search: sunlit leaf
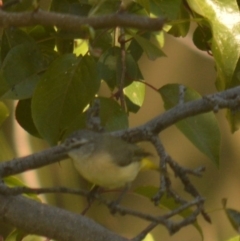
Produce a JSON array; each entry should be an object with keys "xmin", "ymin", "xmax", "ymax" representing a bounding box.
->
[
  {"xmin": 74, "ymin": 39, "xmax": 89, "ymax": 56},
  {"xmin": 224, "ymin": 236, "xmax": 240, "ymax": 241},
  {"xmin": 187, "ymin": 0, "xmax": 240, "ymax": 90},
  {"xmin": 159, "ymin": 84, "xmax": 220, "ymax": 165},
  {"xmin": 153, "ymin": 31, "xmax": 165, "ymax": 48},
  {"xmin": 143, "ymin": 233, "xmax": 155, "ymax": 241},
  {"xmin": 167, "ymin": 3, "xmax": 191, "ymax": 37},
  {"xmin": 124, "ymin": 81, "xmax": 145, "ymax": 113}
]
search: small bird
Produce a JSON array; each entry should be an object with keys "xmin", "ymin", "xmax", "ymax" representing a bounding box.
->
[{"xmin": 66, "ymin": 130, "xmax": 157, "ymax": 189}]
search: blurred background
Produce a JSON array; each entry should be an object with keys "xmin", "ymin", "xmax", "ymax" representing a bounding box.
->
[{"xmin": 1, "ymin": 1, "xmax": 240, "ymax": 241}]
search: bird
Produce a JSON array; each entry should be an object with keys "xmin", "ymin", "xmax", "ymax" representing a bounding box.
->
[{"xmin": 66, "ymin": 130, "xmax": 157, "ymax": 189}]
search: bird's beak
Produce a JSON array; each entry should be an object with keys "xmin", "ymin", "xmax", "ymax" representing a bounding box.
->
[{"xmin": 64, "ymin": 137, "xmax": 91, "ymax": 151}]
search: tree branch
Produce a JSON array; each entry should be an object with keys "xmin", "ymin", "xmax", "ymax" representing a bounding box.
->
[
  {"xmin": 0, "ymin": 9, "xmax": 166, "ymax": 31},
  {"xmin": 125, "ymin": 85, "xmax": 240, "ymax": 140},
  {"xmin": 0, "ymin": 145, "xmax": 68, "ymax": 177},
  {"xmin": 0, "ymin": 194, "xmax": 127, "ymax": 241}
]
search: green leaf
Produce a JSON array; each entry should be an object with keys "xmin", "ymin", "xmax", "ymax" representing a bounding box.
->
[
  {"xmin": 0, "ymin": 130, "xmax": 14, "ymax": 161},
  {"xmin": 32, "ymin": 54, "xmax": 100, "ymax": 145},
  {"xmin": 225, "ymin": 58, "xmax": 240, "ymax": 132},
  {"xmin": 3, "ymin": 0, "xmax": 38, "ymax": 12},
  {"xmin": 6, "ymin": 231, "xmax": 43, "ymax": 241},
  {"xmin": 135, "ymin": 186, "xmax": 204, "ymax": 239},
  {"xmin": 73, "ymin": 39, "xmax": 89, "ymax": 56},
  {"xmin": 0, "ymin": 101, "xmax": 9, "ymax": 126},
  {"xmin": 226, "ymin": 208, "xmax": 240, "ymax": 233},
  {"xmin": 187, "ymin": 0, "xmax": 240, "ymax": 91},
  {"xmin": 50, "ymin": 0, "xmax": 70, "ymax": 13},
  {"xmin": 61, "ymin": 112, "xmax": 87, "ymax": 141},
  {"xmin": 28, "ymin": 25, "xmax": 56, "ymax": 50},
  {"xmin": 98, "ymin": 97, "xmax": 128, "ymax": 131},
  {"xmin": 97, "ymin": 47, "xmax": 139, "ymax": 89},
  {"xmin": 97, "ymin": 47, "xmax": 121, "ymax": 89},
  {"xmin": 5, "ymin": 229, "xmax": 28, "ymax": 241},
  {"xmin": 125, "ymin": 96, "xmax": 140, "ymax": 113},
  {"xmin": 128, "ymin": 37, "xmax": 145, "ymax": 61},
  {"xmin": 136, "ymin": 0, "xmax": 150, "ymax": 13},
  {"xmin": 4, "ymin": 176, "xmax": 41, "ymax": 202},
  {"xmin": 132, "ymin": 34, "xmax": 166, "ymax": 60},
  {"xmin": 124, "ymin": 81, "xmax": 146, "ymax": 113},
  {"xmin": 226, "ymin": 109, "xmax": 240, "ymax": 133},
  {"xmin": 0, "ymin": 43, "xmax": 56, "ymax": 100},
  {"xmin": 150, "ymin": 0, "xmax": 182, "ymax": 20},
  {"xmin": 124, "ymin": 52, "xmax": 140, "ymax": 86},
  {"xmin": 56, "ymin": 33, "xmax": 74, "ymax": 54},
  {"xmin": 16, "ymin": 99, "xmax": 40, "ymax": 138},
  {"xmin": 1, "ymin": 28, "xmax": 34, "ymax": 62},
  {"xmin": 127, "ymin": 2, "xmax": 149, "ymax": 16},
  {"xmin": 167, "ymin": 3, "xmax": 191, "ymax": 37},
  {"xmin": 159, "ymin": 84, "xmax": 220, "ymax": 165},
  {"xmin": 90, "ymin": 30, "xmax": 112, "ymax": 52},
  {"xmin": 224, "ymin": 236, "xmax": 240, "ymax": 241},
  {"xmin": 68, "ymin": 2, "xmax": 92, "ymax": 16},
  {"xmin": 192, "ymin": 24, "xmax": 212, "ymax": 51},
  {"xmin": 89, "ymin": 0, "xmax": 120, "ymax": 16}
]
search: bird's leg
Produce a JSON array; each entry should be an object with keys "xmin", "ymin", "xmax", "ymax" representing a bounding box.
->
[
  {"xmin": 81, "ymin": 185, "xmax": 100, "ymax": 215},
  {"xmin": 109, "ymin": 183, "xmax": 131, "ymax": 214},
  {"xmin": 87, "ymin": 185, "xmax": 100, "ymax": 202}
]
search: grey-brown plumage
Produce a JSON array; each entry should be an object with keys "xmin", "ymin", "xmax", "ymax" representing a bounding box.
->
[{"xmin": 67, "ymin": 130, "xmax": 152, "ymax": 189}]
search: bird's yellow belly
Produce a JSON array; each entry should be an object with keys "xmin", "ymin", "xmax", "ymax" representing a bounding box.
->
[{"xmin": 70, "ymin": 151, "xmax": 141, "ymax": 189}]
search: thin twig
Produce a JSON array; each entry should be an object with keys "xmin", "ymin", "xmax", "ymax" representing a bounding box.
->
[
  {"xmin": 0, "ymin": 184, "xmax": 88, "ymax": 196},
  {"xmin": 149, "ymin": 135, "xmax": 170, "ymax": 204},
  {"xmin": 118, "ymin": 29, "xmax": 126, "ymax": 111}
]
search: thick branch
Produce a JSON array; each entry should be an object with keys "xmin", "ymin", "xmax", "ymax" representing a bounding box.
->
[
  {"xmin": 0, "ymin": 9, "xmax": 165, "ymax": 31},
  {"xmin": 0, "ymin": 194, "xmax": 127, "ymax": 241}
]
